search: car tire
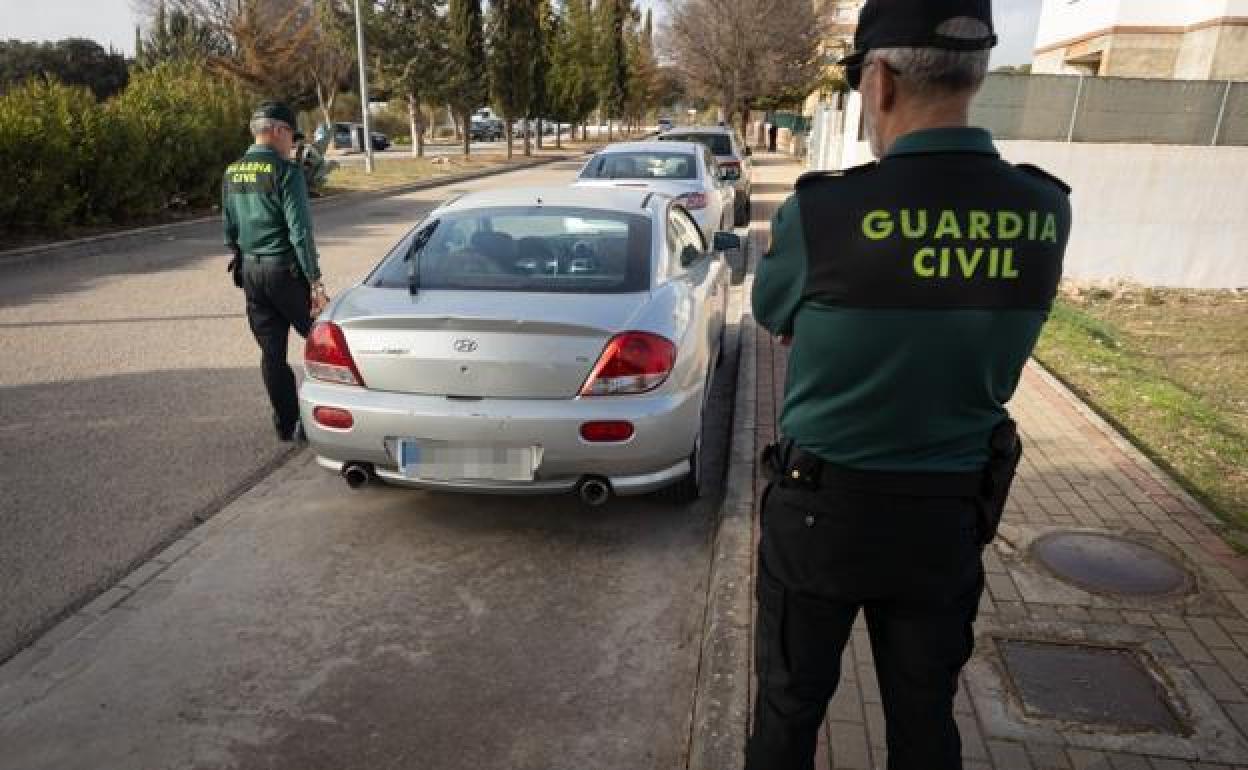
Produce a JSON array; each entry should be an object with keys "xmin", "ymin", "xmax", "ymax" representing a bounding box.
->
[{"xmin": 659, "ymin": 435, "xmax": 702, "ymax": 505}]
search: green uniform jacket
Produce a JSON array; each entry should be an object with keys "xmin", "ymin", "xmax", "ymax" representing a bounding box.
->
[
  {"xmin": 222, "ymin": 144, "xmax": 322, "ymax": 282},
  {"xmin": 753, "ymin": 127, "xmax": 1072, "ymax": 473}
]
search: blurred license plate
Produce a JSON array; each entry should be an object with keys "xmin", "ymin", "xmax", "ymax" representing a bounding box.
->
[{"xmin": 395, "ymin": 441, "xmax": 538, "ymax": 482}]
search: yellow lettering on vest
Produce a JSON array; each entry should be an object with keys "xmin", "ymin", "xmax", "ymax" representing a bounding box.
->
[
  {"xmin": 933, "ymin": 210, "xmax": 962, "ymax": 240},
  {"xmin": 957, "ymin": 247, "xmax": 985, "ymax": 278},
  {"xmin": 998, "ymin": 211, "xmax": 1023, "ymax": 240},
  {"xmin": 939, "ymin": 247, "xmax": 951, "ymax": 277},
  {"xmin": 913, "ymin": 247, "xmax": 936, "ymax": 278},
  {"xmin": 863, "ymin": 210, "xmax": 894, "ymax": 240},
  {"xmin": 1040, "ymin": 213, "xmax": 1058, "ymax": 244},
  {"xmin": 1002, "ymin": 248, "xmax": 1020, "ymax": 278},
  {"xmin": 968, "ymin": 210, "xmax": 991, "ymax": 240},
  {"xmin": 1028, "ymin": 211, "xmax": 1040, "ymax": 241},
  {"xmin": 988, "ymin": 247, "xmax": 1000, "ymax": 277},
  {"xmin": 900, "ymin": 209, "xmax": 927, "ymax": 239}
]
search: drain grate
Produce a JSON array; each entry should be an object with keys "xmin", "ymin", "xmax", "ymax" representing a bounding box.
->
[
  {"xmin": 1031, "ymin": 531, "xmax": 1192, "ymax": 597},
  {"xmin": 997, "ymin": 639, "xmax": 1183, "ymax": 733}
]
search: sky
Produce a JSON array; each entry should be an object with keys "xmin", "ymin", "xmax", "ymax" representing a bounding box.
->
[{"xmin": 1, "ymin": 0, "xmax": 1042, "ymax": 66}]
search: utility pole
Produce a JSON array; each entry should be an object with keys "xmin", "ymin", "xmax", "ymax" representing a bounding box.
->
[{"xmin": 352, "ymin": 0, "xmax": 375, "ymax": 173}]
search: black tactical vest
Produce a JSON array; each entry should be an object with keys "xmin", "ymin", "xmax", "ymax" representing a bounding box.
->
[{"xmin": 794, "ymin": 154, "xmax": 1072, "ymax": 312}]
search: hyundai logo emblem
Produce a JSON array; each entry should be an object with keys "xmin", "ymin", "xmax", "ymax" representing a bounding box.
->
[{"xmin": 453, "ymin": 338, "xmax": 479, "ymax": 353}]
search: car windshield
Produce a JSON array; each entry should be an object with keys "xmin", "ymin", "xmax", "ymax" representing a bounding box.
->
[
  {"xmin": 580, "ymin": 151, "xmax": 698, "ymax": 180},
  {"xmin": 369, "ymin": 206, "xmax": 652, "ymax": 294},
  {"xmin": 662, "ymin": 132, "xmax": 732, "ymax": 155}
]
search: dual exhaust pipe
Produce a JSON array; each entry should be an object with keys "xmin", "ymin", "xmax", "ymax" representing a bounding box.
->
[{"xmin": 340, "ymin": 462, "xmax": 613, "ymax": 507}]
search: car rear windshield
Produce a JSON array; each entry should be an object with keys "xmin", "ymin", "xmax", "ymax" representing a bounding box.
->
[
  {"xmin": 369, "ymin": 207, "xmax": 652, "ymax": 294},
  {"xmin": 662, "ymin": 132, "xmax": 732, "ymax": 155},
  {"xmin": 580, "ymin": 151, "xmax": 698, "ymax": 180}
]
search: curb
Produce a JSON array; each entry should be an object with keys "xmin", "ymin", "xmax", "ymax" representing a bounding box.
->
[
  {"xmin": 0, "ymin": 154, "xmax": 577, "ymax": 269},
  {"xmin": 687, "ymin": 234, "xmax": 759, "ymax": 770}
]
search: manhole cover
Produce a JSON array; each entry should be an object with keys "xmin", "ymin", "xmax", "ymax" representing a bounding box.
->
[
  {"xmin": 1031, "ymin": 531, "xmax": 1192, "ymax": 597},
  {"xmin": 997, "ymin": 639, "xmax": 1183, "ymax": 733}
]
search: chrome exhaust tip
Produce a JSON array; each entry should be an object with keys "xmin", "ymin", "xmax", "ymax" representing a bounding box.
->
[
  {"xmin": 576, "ymin": 477, "xmax": 612, "ymax": 507},
  {"xmin": 342, "ymin": 463, "xmax": 375, "ymax": 490}
]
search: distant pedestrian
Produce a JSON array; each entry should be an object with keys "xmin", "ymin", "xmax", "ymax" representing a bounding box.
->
[
  {"xmin": 747, "ymin": 1, "xmax": 1072, "ymax": 769},
  {"xmin": 224, "ymin": 101, "xmax": 330, "ymax": 442}
]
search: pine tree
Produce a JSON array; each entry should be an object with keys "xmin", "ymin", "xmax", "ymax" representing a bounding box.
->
[
  {"xmin": 446, "ymin": 0, "xmax": 487, "ymax": 156},
  {"xmin": 369, "ymin": 0, "xmax": 448, "ymax": 158},
  {"xmin": 595, "ymin": 0, "xmax": 630, "ymax": 140},
  {"xmin": 487, "ymin": 0, "xmax": 538, "ymax": 160}
]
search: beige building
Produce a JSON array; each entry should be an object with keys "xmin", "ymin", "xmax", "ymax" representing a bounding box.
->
[
  {"xmin": 1033, "ymin": 0, "xmax": 1248, "ymax": 80},
  {"xmin": 804, "ymin": 0, "xmax": 865, "ymax": 114}
]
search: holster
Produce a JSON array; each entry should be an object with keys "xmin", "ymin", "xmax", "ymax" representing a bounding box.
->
[
  {"xmin": 227, "ymin": 247, "xmax": 244, "ymax": 289},
  {"xmin": 977, "ymin": 418, "xmax": 1022, "ymax": 546}
]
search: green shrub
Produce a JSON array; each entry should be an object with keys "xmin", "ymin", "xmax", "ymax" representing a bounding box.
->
[{"xmin": 0, "ymin": 61, "xmax": 252, "ymax": 235}]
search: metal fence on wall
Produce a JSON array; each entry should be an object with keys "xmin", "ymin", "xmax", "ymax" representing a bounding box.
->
[{"xmin": 971, "ymin": 73, "xmax": 1248, "ymax": 146}]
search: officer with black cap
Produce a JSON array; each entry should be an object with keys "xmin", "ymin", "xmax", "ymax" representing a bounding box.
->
[
  {"xmin": 224, "ymin": 101, "xmax": 329, "ymax": 442},
  {"xmin": 747, "ymin": 1, "xmax": 1072, "ymax": 768}
]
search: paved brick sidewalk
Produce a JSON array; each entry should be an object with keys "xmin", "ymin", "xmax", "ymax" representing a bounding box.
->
[{"xmin": 746, "ymin": 156, "xmax": 1248, "ymax": 770}]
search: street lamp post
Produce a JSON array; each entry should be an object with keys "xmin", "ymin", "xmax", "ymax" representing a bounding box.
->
[{"xmin": 352, "ymin": 0, "xmax": 375, "ymax": 173}]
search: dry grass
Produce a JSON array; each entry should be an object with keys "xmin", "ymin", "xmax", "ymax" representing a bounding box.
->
[{"xmin": 1034, "ymin": 285, "xmax": 1248, "ymax": 531}]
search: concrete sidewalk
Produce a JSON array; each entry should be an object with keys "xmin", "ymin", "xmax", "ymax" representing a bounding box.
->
[{"xmin": 747, "ymin": 157, "xmax": 1248, "ymax": 769}]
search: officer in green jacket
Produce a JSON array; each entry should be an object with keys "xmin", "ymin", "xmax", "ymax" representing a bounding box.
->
[
  {"xmin": 224, "ymin": 102, "xmax": 328, "ymax": 442},
  {"xmin": 747, "ymin": 1, "xmax": 1071, "ymax": 769}
]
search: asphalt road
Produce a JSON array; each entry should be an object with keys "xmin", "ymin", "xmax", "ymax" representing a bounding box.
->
[
  {"xmin": 0, "ymin": 153, "xmax": 753, "ymax": 768},
  {"xmin": 0, "ymin": 159, "xmax": 594, "ymax": 662}
]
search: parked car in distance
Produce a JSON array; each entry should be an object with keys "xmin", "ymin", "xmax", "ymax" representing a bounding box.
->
[
  {"xmin": 658, "ymin": 126, "xmax": 753, "ymax": 226},
  {"xmin": 657, "ymin": 118, "xmax": 674, "ymax": 133},
  {"xmin": 573, "ymin": 141, "xmax": 735, "ymax": 240},
  {"xmin": 469, "ymin": 119, "xmax": 503, "ymax": 141},
  {"xmin": 370, "ymin": 131, "xmax": 390, "ymax": 151},
  {"xmin": 300, "ymin": 186, "xmax": 739, "ymax": 505}
]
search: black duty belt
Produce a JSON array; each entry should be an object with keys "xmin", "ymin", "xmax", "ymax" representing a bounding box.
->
[
  {"xmin": 761, "ymin": 440, "xmax": 983, "ymax": 498},
  {"xmin": 244, "ymin": 253, "xmax": 295, "ymax": 264}
]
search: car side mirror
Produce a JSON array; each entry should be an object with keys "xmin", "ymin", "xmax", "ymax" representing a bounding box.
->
[
  {"xmin": 713, "ymin": 231, "xmax": 742, "ymax": 253},
  {"xmin": 680, "ymin": 244, "xmax": 703, "ymax": 268}
]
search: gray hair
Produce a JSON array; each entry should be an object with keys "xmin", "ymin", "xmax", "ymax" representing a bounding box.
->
[
  {"xmin": 868, "ymin": 17, "xmax": 991, "ymax": 95},
  {"xmin": 250, "ymin": 116, "xmax": 283, "ymax": 136}
]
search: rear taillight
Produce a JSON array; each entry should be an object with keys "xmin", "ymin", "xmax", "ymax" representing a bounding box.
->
[
  {"xmin": 580, "ymin": 421, "xmax": 635, "ymax": 442},
  {"xmin": 580, "ymin": 332, "xmax": 676, "ymax": 396},
  {"xmin": 305, "ymin": 322, "xmax": 365, "ymax": 387},
  {"xmin": 676, "ymin": 192, "xmax": 708, "ymax": 210},
  {"xmin": 313, "ymin": 406, "xmax": 355, "ymax": 430}
]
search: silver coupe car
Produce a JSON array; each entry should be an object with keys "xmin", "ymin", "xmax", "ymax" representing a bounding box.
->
[{"xmin": 299, "ymin": 186, "xmax": 739, "ymax": 505}]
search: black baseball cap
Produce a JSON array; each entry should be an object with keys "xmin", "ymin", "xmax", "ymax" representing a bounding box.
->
[
  {"xmin": 840, "ymin": 0, "xmax": 998, "ymax": 90},
  {"xmin": 252, "ymin": 101, "xmax": 304, "ymax": 140}
]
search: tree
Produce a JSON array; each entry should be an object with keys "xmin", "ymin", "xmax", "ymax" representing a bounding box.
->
[
  {"xmin": 595, "ymin": 0, "xmax": 630, "ymax": 140},
  {"xmin": 488, "ymin": 0, "xmax": 538, "ymax": 160},
  {"xmin": 308, "ymin": 0, "xmax": 356, "ymax": 129},
  {"xmin": 624, "ymin": 7, "xmax": 657, "ymax": 131},
  {"xmin": 139, "ymin": 0, "xmax": 227, "ymax": 66},
  {"xmin": 0, "ymin": 39, "xmax": 129, "ymax": 100},
  {"xmin": 159, "ymin": 0, "xmax": 321, "ymax": 110},
  {"xmin": 528, "ymin": 0, "xmax": 554, "ymax": 152},
  {"xmin": 446, "ymin": 0, "xmax": 488, "ymax": 156},
  {"xmin": 369, "ymin": 0, "xmax": 447, "ymax": 157},
  {"xmin": 663, "ymin": 0, "xmax": 825, "ymax": 134}
]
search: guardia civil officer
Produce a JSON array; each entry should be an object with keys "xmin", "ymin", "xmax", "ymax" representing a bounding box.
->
[
  {"xmin": 747, "ymin": 1, "xmax": 1071, "ymax": 768},
  {"xmin": 224, "ymin": 102, "xmax": 328, "ymax": 442}
]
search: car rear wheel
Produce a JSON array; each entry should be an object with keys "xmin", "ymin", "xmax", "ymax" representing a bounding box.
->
[{"xmin": 659, "ymin": 434, "xmax": 702, "ymax": 505}]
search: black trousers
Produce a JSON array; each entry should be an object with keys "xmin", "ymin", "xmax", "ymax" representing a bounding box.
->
[
  {"xmin": 242, "ymin": 261, "xmax": 312, "ymax": 435},
  {"xmin": 746, "ymin": 483, "xmax": 985, "ymax": 770}
]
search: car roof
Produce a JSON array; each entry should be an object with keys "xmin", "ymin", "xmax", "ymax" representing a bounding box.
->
[
  {"xmin": 594, "ymin": 140, "xmax": 705, "ymax": 154},
  {"xmin": 437, "ymin": 186, "xmax": 663, "ymax": 215}
]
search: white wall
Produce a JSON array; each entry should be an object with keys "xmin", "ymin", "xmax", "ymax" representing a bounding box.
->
[
  {"xmin": 833, "ymin": 139, "xmax": 1248, "ymax": 289},
  {"xmin": 1034, "ymin": 0, "xmax": 1248, "ymax": 49}
]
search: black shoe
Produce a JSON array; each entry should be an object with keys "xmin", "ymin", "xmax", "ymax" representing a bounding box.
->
[{"xmin": 277, "ymin": 420, "xmax": 306, "ymax": 443}]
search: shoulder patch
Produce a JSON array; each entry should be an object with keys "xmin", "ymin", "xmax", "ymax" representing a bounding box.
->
[
  {"xmin": 796, "ymin": 161, "xmax": 877, "ymax": 189},
  {"xmin": 1016, "ymin": 163, "xmax": 1071, "ymax": 195}
]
